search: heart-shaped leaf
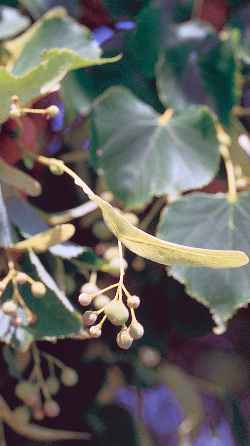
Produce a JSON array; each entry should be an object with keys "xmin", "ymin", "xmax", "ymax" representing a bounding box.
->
[
  {"xmin": 0, "ymin": 9, "xmax": 119, "ymax": 125},
  {"xmin": 91, "ymin": 86, "xmax": 220, "ymax": 208},
  {"xmin": 157, "ymin": 192, "xmax": 250, "ymax": 330},
  {"xmin": 156, "ymin": 20, "xmax": 238, "ymax": 124}
]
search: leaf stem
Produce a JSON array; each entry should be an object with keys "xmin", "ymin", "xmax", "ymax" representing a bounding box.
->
[
  {"xmin": 220, "ymin": 144, "xmax": 237, "ymax": 203},
  {"xmin": 140, "ymin": 197, "xmax": 166, "ymax": 231}
]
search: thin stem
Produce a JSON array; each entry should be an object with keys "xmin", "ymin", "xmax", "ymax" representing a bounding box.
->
[
  {"xmin": 32, "ymin": 344, "xmax": 50, "ymax": 401},
  {"xmin": 220, "ymin": 145, "xmax": 237, "ymax": 203},
  {"xmin": 233, "ymin": 105, "xmax": 250, "ymax": 117},
  {"xmin": 89, "ymin": 271, "xmax": 97, "ymax": 285},
  {"xmin": 41, "ymin": 352, "xmax": 66, "ymax": 371},
  {"xmin": 89, "ymin": 282, "xmax": 119, "ymax": 298}
]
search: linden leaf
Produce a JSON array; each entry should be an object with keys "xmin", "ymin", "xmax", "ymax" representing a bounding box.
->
[
  {"xmin": 0, "ymin": 9, "xmax": 119, "ymax": 125},
  {"xmin": 92, "ymin": 194, "xmax": 248, "ymax": 269},
  {"xmin": 12, "ymin": 224, "xmax": 75, "ymax": 252},
  {"xmin": 156, "ymin": 20, "xmax": 239, "ymax": 125},
  {"xmin": 91, "ymin": 86, "xmax": 220, "ymax": 208},
  {"xmin": 0, "ymin": 158, "xmax": 41, "ymax": 197},
  {"xmin": 0, "ymin": 6, "xmax": 30, "ymax": 40},
  {"xmin": 157, "ymin": 192, "xmax": 250, "ymax": 328}
]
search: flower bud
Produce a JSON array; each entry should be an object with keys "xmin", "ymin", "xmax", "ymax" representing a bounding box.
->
[
  {"xmin": 82, "ymin": 311, "xmax": 97, "ymax": 326},
  {"xmin": 15, "ymin": 381, "xmax": 38, "ymax": 403},
  {"xmin": 89, "ymin": 325, "xmax": 102, "ymax": 338},
  {"xmin": 33, "ymin": 407, "xmax": 45, "ymax": 421},
  {"xmin": 78, "ymin": 292, "xmax": 93, "ymax": 306},
  {"xmin": 104, "ymin": 300, "xmax": 129, "ymax": 326},
  {"xmin": 127, "ymin": 295, "xmax": 140, "ymax": 309},
  {"xmin": 61, "ymin": 368, "xmax": 78, "ymax": 387},
  {"xmin": 46, "ymin": 377, "xmax": 60, "ymax": 395},
  {"xmin": 93, "ymin": 221, "xmax": 113, "ymax": 241},
  {"xmin": 129, "ymin": 321, "xmax": 144, "ymax": 340},
  {"xmin": 107, "ymin": 257, "xmax": 128, "ymax": 277},
  {"xmin": 46, "ymin": 105, "xmax": 60, "ymax": 118},
  {"xmin": 104, "ymin": 246, "xmax": 119, "ymax": 261},
  {"xmin": 2, "ymin": 300, "xmax": 18, "ymax": 315},
  {"xmin": 93, "ymin": 294, "xmax": 110, "ymax": 310},
  {"xmin": 44, "ymin": 400, "xmax": 60, "ymax": 418},
  {"xmin": 116, "ymin": 329, "xmax": 133, "ymax": 350},
  {"xmin": 80, "ymin": 282, "xmax": 99, "ymax": 295},
  {"xmin": 15, "ymin": 272, "xmax": 29, "ymax": 284},
  {"xmin": 31, "ymin": 281, "xmax": 46, "ymax": 297}
]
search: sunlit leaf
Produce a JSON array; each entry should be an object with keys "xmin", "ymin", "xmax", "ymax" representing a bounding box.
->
[
  {"xmin": 13, "ymin": 224, "xmax": 75, "ymax": 252},
  {"xmin": 92, "ymin": 193, "xmax": 248, "ymax": 269},
  {"xmin": 91, "ymin": 86, "xmax": 220, "ymax": 207},
  {"xmin": 0, "ymin": 159, "xmax": 41, "ymax": 197},
  {"xmin": 157, "ymin": 192, "xmax": 250, "ymax": 328}
]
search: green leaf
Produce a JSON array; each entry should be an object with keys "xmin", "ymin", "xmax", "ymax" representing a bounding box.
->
[
  {"xmin": 91, "ymin": 86, "xmax": 220, "ymax": 208},
  {"xmin": 0, "ymin": 6, "xmax": 30, "ymax": 40},
  {"xmin": 18, "ymin": 251, "xmax": 82, "ymax": 339},
  {"xmin": 156, "ymin": 21, "xmax": 239, "ymax": 124},
  {"xmin": 0, "ymin": 10, "xmax": 119, "ymax": 125},
  {"xmin": 157, "ymin": 192, "xmax": 250, "ymax": 330},
  {"xmin": 11, "ymin": 11, "xmax": 101, "ymax": 75},
  {"xmin": 125, "ymin": 3, "xmax": 162, "ymax": 79}
]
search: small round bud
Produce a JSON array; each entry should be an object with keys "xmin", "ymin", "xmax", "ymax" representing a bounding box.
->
[
  {"xmin": 15, "ymin": 272, "xmax": 29, "ymax": 284},
  {"xmin": 127, "ymin": 295, "xmax": 140, "ymax": 309},
  {"xmin": 129, "ymin": 321, "xmax": 144, "ymax": 340},
  {"xmin": 116, "ymin": 329, "xmax": 133, "ymax": 350},
  {"xmin": 61, "ymin": 368, "xmax": 78, "ymax": 387},
  {"xmin": 44, "ymin": 400, "xmax": 60, "ymax": 418},
  {"xmin": 100, "ymin": 191, "xmax": 113, "ymax": 202},
  {"xmin": 33, "ymin": 408, "xmax": 45, "ymax": 421},
  {"xmin": 104, "ymin": 246, "xmax": 119, "ymax": 261},
  {"xmin": 49, "ymin": 163, "xmax": 64, "ymax": 175},
  {"xmin": 80, "ymin": 282, "xmax": 99, "ymax": 295},
  {"xmin": 31, "ymin": 281, "xmax": 46, "ymax": 297},
  {"xmin": 93, "ymin": 294, "xmax": 111, "ymax": 310},
  {"xmin": 2, "ymin": 300, "xmax": 18, "ymax": 315},
  {"xmin": 46, "ymin": 105, "xmax": 60, "ymax": 118},
  {"xmin": 139, "ymin": 346, "xmax": 161, "ymax": 368},
  {"xmin": 123, "ymin": 212, "xmax": 139, "ymax": 226},
  {"xmin": 107, "ymin": 257, "xmax": 128, "ymax": 277},
  {"xmin": 93, "ymin": 221, "xmax": 113, "ymax": 241},
  {"xmin": 10, "ymin": 106, "xmax": 22, "ymax": 118},
  {"xmin": 82, "ymin": 311, "xmax": 97, "ymax": 326},
  {"xmin": 89, "ymin": 325, "xmax": 102, "ymax": 338},
  {"xmin": 78, "ymin": 292, "xmax": 93, "ymax": 307},
  {"xmin": 132, "ymin": 257, "xmax": 146, "ymax": 272},
  {"xmin": 104, "ymin": 300, "xmax": 129, "ymax": 326},
  {"xmin": 46, "ymin": 377, "xmax": 60, "ymax": 395},
  {"xmin": 15, "ymin": 381, "xmax": 39, "ymax": 406},
  {"xmin": 13, "ymin": 405, "xmax": 31, "ymax": 424}
]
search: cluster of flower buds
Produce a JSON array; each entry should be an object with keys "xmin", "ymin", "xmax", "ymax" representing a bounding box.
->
[
  {"xmin": 0, "ymin": 268, "xmax": 47, "ymax": 329},
  {"xmin": 78, "ymin": 244, "xmax": 144, "ymax": 349},
  {"xmin": 13, "ymin": 349, "xmax": 78, "ymax": 423}
]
